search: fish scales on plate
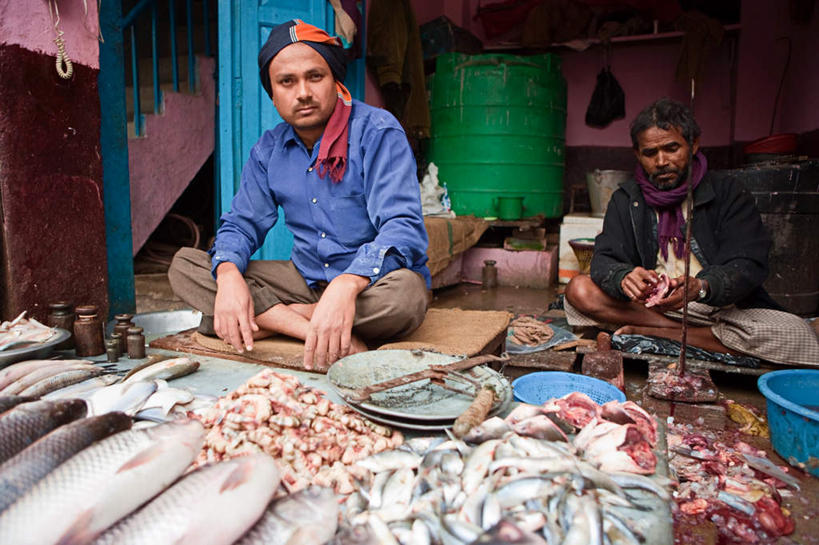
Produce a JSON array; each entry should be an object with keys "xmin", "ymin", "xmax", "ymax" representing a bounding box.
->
[
  {"xmin": 94, "ymin": 453, "xmax": 280, "ymax": 545},
  {"xmin": 668, "ymin": 420, "xmax": 797, "ymax": 544},
  {"xmin": 0, "ymin": 398, "xmax": 87, "ymax": 464},
  {"xmin": 0, "ymin": 419, "xmax": 205, "ymax": 545},
  {"xmin": 0, "ymin": 411, "xmax": 131, "ymax": 513},
  {"xmin": 340, "ymin": 394, "xmax": 668, "ymax": 544},
  {"xmin": 192, "ymin": 369, "xmax": 404, "ymax": 494}
]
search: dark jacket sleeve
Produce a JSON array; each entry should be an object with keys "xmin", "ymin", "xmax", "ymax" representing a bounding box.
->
[
  {"xmin": 695, "ymin": 178, "xmax": 771, "ymax": 307},
  {"xmin": 590, "ymin": 189, "xmax": 641, "ymax": 301}
]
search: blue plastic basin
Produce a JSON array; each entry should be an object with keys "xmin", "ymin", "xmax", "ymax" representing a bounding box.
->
[
  {"xmin": 757, "ymin": 369, "xmax": 819, "ymax": 477},
  {"xmin": 512, "ymin": 371, "xmax": 626, "ymax": 406}
]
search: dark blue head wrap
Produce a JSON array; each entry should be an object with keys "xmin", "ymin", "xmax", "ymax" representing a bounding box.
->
[{"xmin": 258, "ymin": 19, "xmax": 348, "ymax": 99}]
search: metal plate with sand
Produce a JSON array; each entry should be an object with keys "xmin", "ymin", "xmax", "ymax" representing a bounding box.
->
[{"xmin": 327, "ymin": 350, "xmax": 511, "ymax": 421}]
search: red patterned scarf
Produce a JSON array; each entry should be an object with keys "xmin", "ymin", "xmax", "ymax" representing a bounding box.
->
[{"xmin": 259, "ymin": 20, "xmax": 352, "ymax": 182}]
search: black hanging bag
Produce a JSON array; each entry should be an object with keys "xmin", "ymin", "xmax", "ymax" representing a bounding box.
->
[{"xmin": 585, "ymin": 66, "xmax": 625, "ymax": 128}]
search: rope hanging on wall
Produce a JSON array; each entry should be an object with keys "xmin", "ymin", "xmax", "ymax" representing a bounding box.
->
[{"xmin": 48, "ymin": 0, "xmax": 74, "ymax": 79}]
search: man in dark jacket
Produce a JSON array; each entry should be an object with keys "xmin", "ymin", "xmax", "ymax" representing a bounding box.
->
[{"xmin": 565, "ymin": 98, "xmax": 818, "ymax": 365}]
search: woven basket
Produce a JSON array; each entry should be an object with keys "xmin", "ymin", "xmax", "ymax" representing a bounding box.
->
[{"xmin": 568, "ymin": 238, "xmax": 595, "ymax": 274}]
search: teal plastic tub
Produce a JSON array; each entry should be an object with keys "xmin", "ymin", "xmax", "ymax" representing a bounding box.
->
[
  {"xmin": 757, "ymin": 369, "xmax": 819, "ymax": 477},
  {"xmin": 512, "ymin": 371, "xmax": 626, "ymax": 405}
]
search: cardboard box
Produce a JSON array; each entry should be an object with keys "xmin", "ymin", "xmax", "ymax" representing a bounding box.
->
[{"xmin": 559, "ymin": 214, "xmax": 604, "ymax": 284}]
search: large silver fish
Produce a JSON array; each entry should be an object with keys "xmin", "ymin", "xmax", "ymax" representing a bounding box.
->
[
  {"xmin": 0, "ymin": 419, "xmax": 205, "ymax": 545},
  {"xmin": 0, "ymin": 399, "xmax": 86, "ymax": 464},
  {"xmin": 95, "ymin": 453, "xmax": 280, "ymax": 545},
  {"xmin": 19, "ymin": 368, "xmax": 107, "ymax": 398},
  {"xmin": 0, "ymin": 359, "xmax": 93, "ymax": 391},
  {"xmin": 121, "ymin": 357, "xmax": 200, "ymax": 384},
  {"xmin": 237, "ymin": 484, "xmax": 339, "ymax": 545},
  {"xmin": 42, "ymin": 375, "xmax": 121, "ymax": 400},
  {"xmin": 0, "ymin": 361, "xmax": 99, "ymax": 395},
  {"xmin": 0, "ymin": 412, "xmax": 132, "ymax": 513}
]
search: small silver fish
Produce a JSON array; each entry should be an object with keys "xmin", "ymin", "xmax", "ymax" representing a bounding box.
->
[
  {"xmin": 356, "ymin": 450, "xmax": 421, "ymax": 474},
  {"xmin": 471, "ymin": 519, "xmax": 548, "ymax": 545},
  {"xmin": 463, "ymin": 416, "xmax": 512, "ymax": 443}
]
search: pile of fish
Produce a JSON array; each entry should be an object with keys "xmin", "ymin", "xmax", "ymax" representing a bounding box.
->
[
  {"xmin": 192, "ymin": 369, "xmax": 404, "ymax": 493},
  {"xmin": 668, "ymin": 421, "xmax": 797, "ymax": 544},
  {"xmin": 0, "ymin": 396, "xmax": 339, "ymax": 545},
  {"xmin": 0, "ymin": 312, "xmax": 58, "ymax": 351},
  {"xmin": 335, "ymin": 394, "xmax": 669, "ymax": 545}
]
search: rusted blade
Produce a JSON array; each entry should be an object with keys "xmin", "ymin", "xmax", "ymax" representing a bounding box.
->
[{"xmin": 339, "ymin": 354, "xmax": 505, "ymax": 404}]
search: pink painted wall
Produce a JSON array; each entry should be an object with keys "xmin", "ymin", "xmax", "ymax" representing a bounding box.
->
[
  {"xmin": 736, "ymin": 0, "xmax": 819, "ymax": 140},
  {"xmin": 367, "ymin": 0, "xmax": 819, "ymax": 147},
  {"xmin": 0, "ymin": 0, "xmax": 100, "ymax": 68},
  {"xmin": 129, "ymin": 56, "xmax": 216, "ymax": 254}
]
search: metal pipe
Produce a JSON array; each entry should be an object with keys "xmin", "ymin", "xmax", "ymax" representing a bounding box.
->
[
  {"xmin": 121, "ymin": 0, "xmax": 154, "ymax": 28},
  {"xmin": 169, "ymin": 0, "xmax": 179, "ymax": 92},
  {"xmin": 186, "ymin": 0, "xmax": 195, "ymax": 91},
  {"xmin": 203, "ymin": 0, "xmax": 211, "ymax": 57},
  {"xmin": 151, "ymin": 1, "xmax": 161, "ymax": 114},
  {"xmin": 130, "ymin": 26, "xmax": 142, "ymax": 136}
]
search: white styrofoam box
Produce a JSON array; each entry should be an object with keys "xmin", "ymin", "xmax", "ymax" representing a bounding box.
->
[{"xmin": 559, "ymin": 214, "xmax": 604, "ymax": 284}]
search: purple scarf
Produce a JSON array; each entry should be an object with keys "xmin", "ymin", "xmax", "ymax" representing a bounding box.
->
[{"xmin": 634, "ymin": 152, "xmax": 707, "ymax": 260}]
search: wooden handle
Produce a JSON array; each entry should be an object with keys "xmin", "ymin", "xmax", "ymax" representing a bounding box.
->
[{"xmin": 452, "ymin": 387, "xmax": 496, "ymax": 438}]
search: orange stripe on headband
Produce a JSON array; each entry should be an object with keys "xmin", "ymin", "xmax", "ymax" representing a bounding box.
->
[{"xmin": 291, "ymin": 20, "xmax": 343, "ymax": 47}]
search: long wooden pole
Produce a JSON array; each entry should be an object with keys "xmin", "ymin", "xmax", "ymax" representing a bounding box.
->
[{"xmin": 678, "ymin": 78, "xmax": 696, "ymax": 376}]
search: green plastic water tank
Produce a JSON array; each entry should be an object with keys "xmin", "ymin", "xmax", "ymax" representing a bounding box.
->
[{"xmin": 428, "ymin": 53, "xmax": 567, "ymax": 218}]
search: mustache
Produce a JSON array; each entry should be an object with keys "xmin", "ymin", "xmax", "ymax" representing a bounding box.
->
[
  {"xmin": 293, "ymin": 101, "xmax": 318, "ymax": 113},
  {"xmin": 649, "ymin": 167, "xmax": 680, "ymax": 182}
]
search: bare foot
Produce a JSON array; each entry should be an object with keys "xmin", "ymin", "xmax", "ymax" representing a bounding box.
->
[
  {"xmin": 251, "ymin": 329, "xmax": 276, "ymax": 341},
  {"xmin": 349, "ymin": 333, "xmax": 369, "ymax": 355},
  {"xmin": 614, "ymin": 325, "xmax": 635, "ymax": 336}
]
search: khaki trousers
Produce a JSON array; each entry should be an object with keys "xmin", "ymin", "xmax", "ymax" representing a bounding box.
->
[{"xmin": 168, "ymin": 248, "xmax": 429, "ymax": 341}]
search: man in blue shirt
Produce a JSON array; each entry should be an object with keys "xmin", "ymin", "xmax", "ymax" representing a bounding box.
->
[{"xmin": 169, "ymin": 20, "xmax": 430, "ymax": 371}]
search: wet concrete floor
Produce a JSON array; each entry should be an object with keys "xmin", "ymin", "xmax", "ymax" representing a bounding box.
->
[{"xmin": 136, "ymin": 274, "xmax": 819, "ymax": 544}]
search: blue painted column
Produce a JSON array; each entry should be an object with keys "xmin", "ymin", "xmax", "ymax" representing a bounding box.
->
[{"xmin": 99, "ymin": 0, "xmax": 136, "ymax": 317}]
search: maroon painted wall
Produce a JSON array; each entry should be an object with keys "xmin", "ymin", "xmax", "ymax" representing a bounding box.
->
[{"xmin": 0, "ymin": 44, "xmax": 108, "ymax": 321}]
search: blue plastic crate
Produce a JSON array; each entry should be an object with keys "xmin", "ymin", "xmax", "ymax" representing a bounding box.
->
[
  {"xmin": 512, "ymin": 371, "xmax": 626, "ymax": 405},
  {"xmin": 758, "ymin": 369, "xmax": 819, "ymax": 477}
]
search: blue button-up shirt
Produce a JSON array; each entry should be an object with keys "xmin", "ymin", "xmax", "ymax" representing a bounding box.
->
[{"xmin": 210, "ymin": 100, "xmax": 431, "ymax": 288}]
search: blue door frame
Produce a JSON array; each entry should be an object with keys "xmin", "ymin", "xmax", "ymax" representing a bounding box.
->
[
  {"xmin": 217, "ymin": 1, "xmax": 366, "ymax": 261},
  {"xmin": 99, "ymin": 0, "xmax": 136, "ymax": 317}
]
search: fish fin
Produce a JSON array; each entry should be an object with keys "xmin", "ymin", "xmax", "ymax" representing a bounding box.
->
[
  {"xmin": 55, "ymin": 509, "xmax": 96, "ymax": 545},
  {"xmin": 117, "ymin": 443, "xmax": 165, "ymax": 473},
  {"xmin": 220, "ymin": 459, "xmax": 254, "ymax": 493}
]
